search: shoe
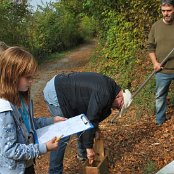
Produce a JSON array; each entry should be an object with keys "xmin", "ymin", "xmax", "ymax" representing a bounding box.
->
[
  {"xmin": 165, "ymin": 116, "xmax": 171, "ymax": 121},
  {"xmin": 156, "ymin": 116, "xmax": 171, "ymax": 126},
  {"xmin": 156, "ymin": 123, "xmax": 162, "ymax": 127},
  {"xmin": 76, "ymin": 153, "xmax": 87, "ymax": 161}
]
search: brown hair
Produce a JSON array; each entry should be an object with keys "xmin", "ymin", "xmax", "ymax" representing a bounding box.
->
[
  {"xmin": 0, "ymin": 46, "xmax": 37, "ymax": 106},
  {"xmin": 161, "ymin": 0, "xmax": 174, "ymax": 6},
  {"xmin": 0, "ymin": 41, "xmax": 9, "ymax": 53}
]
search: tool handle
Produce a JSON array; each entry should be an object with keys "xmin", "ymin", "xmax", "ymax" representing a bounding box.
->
[
  {"xmin": 132, "ymin": 70, "xmax": 155, "ymax": 98},
  {"xmin": 110, "ymin": 111, "xmax": 119, "ymax": 123},
  {"xmin": 132, "ymin": 48, "xmax": 174, "ymax": 98}
]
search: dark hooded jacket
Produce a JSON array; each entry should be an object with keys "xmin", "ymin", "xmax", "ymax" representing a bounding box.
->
[{"xmin": 55, "ymin": 72, "xmax": 121, "ymax": 148}]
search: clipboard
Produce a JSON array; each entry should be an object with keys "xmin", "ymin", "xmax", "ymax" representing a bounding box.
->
[
  {"xmin": 156, "ymin": 160, "xmax": 174, "ymax": 174},
  {"xmin": 36, "ymin": 114, "xmax": 94, "ymax": 144}
]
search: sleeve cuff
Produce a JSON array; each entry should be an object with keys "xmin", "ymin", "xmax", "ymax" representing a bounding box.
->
[
  {"xmin": 46, "ymin": 117, "xmax": 54, "ymax": 125},
  {"xmin": 38, "ymin": 143, "xmax": 47, "ymax": 154}
]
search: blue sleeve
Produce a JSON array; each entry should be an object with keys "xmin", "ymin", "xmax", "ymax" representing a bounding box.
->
[
  {"xmin": 33, "ymin": 117, "xmax": 54, "ymax": 129},
  {"xmin": 0, "ymin": 111, "xmax": 47, "ymax": 161}
]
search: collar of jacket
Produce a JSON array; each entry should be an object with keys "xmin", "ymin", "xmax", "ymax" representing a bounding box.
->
[{"xmin": 0, "ymin": 98, "xmax": 12, "ymax": 112}]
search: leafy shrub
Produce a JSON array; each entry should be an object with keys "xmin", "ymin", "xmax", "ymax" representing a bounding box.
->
[
  {"xmin": 84, "ymin": 0, "xmax": 161, "ymax": 116},
  {"xmin": 0, "ymin": 0, "xmax": 31, "ymax": 47}
]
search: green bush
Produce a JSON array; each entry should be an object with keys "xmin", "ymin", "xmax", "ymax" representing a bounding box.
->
[
  {"xmin": 0, "ymin": 0, "xmax": 31, "ymax": 47},
  {"xmin": 83, "ymin": 0, "xmax": 161, "ymax": 116},
  {"xmin": 0, "ymin": 0, "xmax": 96, "ymax": 61}
]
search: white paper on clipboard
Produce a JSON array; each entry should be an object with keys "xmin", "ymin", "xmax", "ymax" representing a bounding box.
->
[{"xmin": 36, "ymin": 114, "xmax": 94, "ymax": 144}]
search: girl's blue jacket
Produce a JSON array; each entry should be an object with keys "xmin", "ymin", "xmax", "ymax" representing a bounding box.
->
[{"xmin": 0, "ymin": 98, "xmax": 54, "ymax": 174}]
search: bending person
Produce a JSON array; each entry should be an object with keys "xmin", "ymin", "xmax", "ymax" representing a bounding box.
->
[{"xmin": 43, "ymin": 72, "xmax": 124, "ymax": 174}]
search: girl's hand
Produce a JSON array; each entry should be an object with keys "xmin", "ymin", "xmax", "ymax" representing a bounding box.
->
[
  {"xmin": 54, "ymin": 116, "xmax": 67, "ymax": 123},
  {"xmin": 46, "ymin": 137, "xmax": 59, "ymax": 151}
]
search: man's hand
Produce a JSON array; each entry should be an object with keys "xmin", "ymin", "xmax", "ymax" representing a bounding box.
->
[
  {"xmin": 86, "ymin": 148, "xmax": 95, "ymax": 164},
  {"xmin": 53, "ymin": 116, "xmax": 67, "ymax": 123},
  {"xmin": 149, "ymin": 52, "xmax": 162, "ymax": 72},
  {"xmin": 153, "ymin": 62, "xmax": 162, "ymax": 71}
]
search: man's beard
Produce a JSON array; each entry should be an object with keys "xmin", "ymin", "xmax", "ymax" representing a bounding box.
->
[{"xmin": 163, "ymin": 14, "xmax": 174, "ymax": 23}]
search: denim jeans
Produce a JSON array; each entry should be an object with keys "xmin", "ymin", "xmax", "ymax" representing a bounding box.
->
[
  {"xmin": 76, "ymin": 132, "xmax": 87, "ymax": 158},
  {"xmin": 155, "ymin": 72, "xmax": 174, "ymax": 124},
  {"xmin": 46, "ymin": 103, "xmax": 86, "ymax": 174}
]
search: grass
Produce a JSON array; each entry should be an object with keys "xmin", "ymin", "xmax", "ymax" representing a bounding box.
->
[{"xmin": 143, "ymin": 160, "xmax": 157, "ymax": 174}]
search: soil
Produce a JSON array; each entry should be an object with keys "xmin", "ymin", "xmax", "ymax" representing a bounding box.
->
[{"xmin": 32, "ymin": 40, "xmax": 174, "ymax": 174}]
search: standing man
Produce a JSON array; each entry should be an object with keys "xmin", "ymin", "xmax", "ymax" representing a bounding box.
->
[
  {"xmin": 147, "ymin": 0, "xmax": 174, "ymax": 125},
  {"xmin": 43, "ymin": 72, "xmax": 124, "ymax": 174}
]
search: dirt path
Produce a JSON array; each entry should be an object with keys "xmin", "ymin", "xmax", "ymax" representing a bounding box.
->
[
  {"xmin": 31, "ymin": 41, "xmax": 95, "ymax": 99},
  {"xmin": 32, "ymin": 40, "xmax": 96, "ymax": 174}
]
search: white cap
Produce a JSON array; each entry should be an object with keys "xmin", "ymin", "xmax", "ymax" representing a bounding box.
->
[{"xmin": 119, "ymin": 89, "xmax": 132, "ymax": 117}]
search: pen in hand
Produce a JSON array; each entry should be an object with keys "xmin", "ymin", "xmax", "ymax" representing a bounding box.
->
[
  {"xmin": 55, "ymin": 135, "xmax": 64, "ymax": 142},
  {"xmin": 46, "ymin": 135, "xmax": 64, "ymax": 151}
]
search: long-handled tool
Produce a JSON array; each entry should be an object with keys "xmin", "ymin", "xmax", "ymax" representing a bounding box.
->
[{"xmin": 110, "ymin": 48, "xmax": 174, "ymax": 123}]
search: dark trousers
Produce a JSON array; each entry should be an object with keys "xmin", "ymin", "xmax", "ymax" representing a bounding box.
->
[{"xmin": 24, "ymin": 165, "xmax": 35, "ymax": 174}]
